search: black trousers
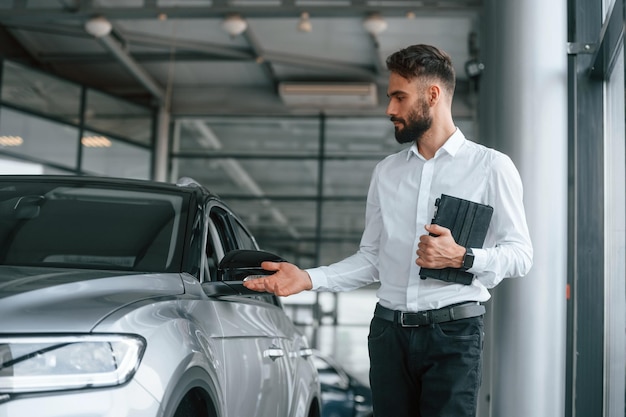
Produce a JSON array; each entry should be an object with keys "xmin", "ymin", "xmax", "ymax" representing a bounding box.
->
[{"xmin": 367, "ymin": 314, "xmax": 484, "ymax": 417}]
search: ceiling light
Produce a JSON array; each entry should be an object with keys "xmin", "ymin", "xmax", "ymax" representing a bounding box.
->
[
  {"xmin": 81, "ymin": 136, "xmax": 112, "ymax": 148},
  {"xmin": 297, "ymin": 12, "xmax": 312, "ymax": 32},
  {"xmin": 363, "ymin": 13, "xmax": 387, "ymax": 35},
  {"xmin": 221, "ymin": 14, "xmax": 248, "ymax": 37},
  {"xmin": 0, "ymin": 136, "xmax": 23, "ymax": 146},
  {"xmin": 84, "ymin": 16, "xmax": 112, "ymax": 38}
]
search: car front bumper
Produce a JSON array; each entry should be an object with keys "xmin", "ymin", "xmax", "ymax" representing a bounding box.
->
[{"xmin": 0, "ymin": 379, "xmax": 161, "ymax": 417}]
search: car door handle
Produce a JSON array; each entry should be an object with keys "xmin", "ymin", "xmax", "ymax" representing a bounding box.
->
[{"xmin": 263, "ymin": 347, "xmax": 285, "ymax": 360}]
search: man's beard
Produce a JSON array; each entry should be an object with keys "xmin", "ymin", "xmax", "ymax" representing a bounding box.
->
[{"xmin": 391, "ymin": 99, "xmax": 432, "ymax": 144}]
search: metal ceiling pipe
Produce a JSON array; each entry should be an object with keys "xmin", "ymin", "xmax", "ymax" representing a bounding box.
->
[
  {"xmin": 84, "ymin": 16, "xmax": 165, "ymax": 102},
  {"xmin": 97, "ymin": 33, "xmax": 166, "ymax": 104}
]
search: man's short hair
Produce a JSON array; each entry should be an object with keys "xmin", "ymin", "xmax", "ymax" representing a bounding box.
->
[{"xmin": 386, "ymin": 44, "xmax": 456, "ymax": 95}]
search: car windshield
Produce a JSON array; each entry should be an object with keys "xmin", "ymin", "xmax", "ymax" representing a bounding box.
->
[{"xmin": 0, "ymin": 179, "xmax": 189, "ymax": 272}]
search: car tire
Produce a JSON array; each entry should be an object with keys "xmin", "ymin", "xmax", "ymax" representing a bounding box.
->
[
  {"xmin": 173, "ymin": 388, "xmax": 216, "ymax": 417},
  {"xmin": 163, "ymin": 367, "xmax": 220, "ymax": 417}
]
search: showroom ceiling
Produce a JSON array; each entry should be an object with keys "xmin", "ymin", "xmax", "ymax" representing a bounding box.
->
[
  {"xmin": 0, "ymin": 0, "xmax": 482, "ymax": 117},
  {"xmin": 0, "ymin": 0, "xmax": 483, "ymax": 265}
]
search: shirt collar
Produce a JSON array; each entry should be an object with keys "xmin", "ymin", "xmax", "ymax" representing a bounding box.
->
[{"xmin": 406, "ymin": 127, "xmax": 465, "ymax": 161}]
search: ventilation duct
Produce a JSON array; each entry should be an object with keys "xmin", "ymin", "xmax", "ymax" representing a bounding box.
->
[{"xmin": 278, "ymin": 82, "xmax": 378, "ymax": 108}]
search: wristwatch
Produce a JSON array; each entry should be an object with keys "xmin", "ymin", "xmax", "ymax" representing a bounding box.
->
[{"xmin": 461, "ymin": 248, "xmax": 475, "ymax": 270}]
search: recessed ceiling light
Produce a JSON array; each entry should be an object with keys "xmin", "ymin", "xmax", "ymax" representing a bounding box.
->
[
  {"xmin": 0, "ymin": 136, "xmax": 23, "ymax": 146},
  {"xmin": 81, "ymin": 136, "xmax": 112, "ymax": 148}
]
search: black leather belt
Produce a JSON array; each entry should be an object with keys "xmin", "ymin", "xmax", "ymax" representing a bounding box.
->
[{"xmin": 374, "ymin": 302, "xmax": 485, "ymax": 327}]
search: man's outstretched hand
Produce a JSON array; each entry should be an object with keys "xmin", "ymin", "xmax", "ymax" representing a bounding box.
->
[{"xmin": 242, "ymin": 261, "xmax": 313, "ymax": 297}]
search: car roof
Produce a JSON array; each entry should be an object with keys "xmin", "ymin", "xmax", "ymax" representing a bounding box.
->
[{"xmin": 0, "ymin": 175, "xmax": 215, "ymax": 199}]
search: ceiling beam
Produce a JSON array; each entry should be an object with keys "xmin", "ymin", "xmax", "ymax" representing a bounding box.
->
[
  {"xmin": 241, "ymin": 26, "xmax": 279, "ymax": 85},
  {"xmin": 95, "ymin": 31, "xmax": 166, "ymax": 104},
  {"xmin": 26, "ymin": 25, "xmax": 380, "ymax": 82},
  {"xmin": 0, "ymin": 25, "xmax": 38, "ymax": 65},
  {"xmin": 0, "ymin": 3, "xmax": 481, "ymax": 23}
]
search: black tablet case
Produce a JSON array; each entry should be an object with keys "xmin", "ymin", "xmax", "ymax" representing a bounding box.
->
[{"xmin": 419, "ymin": 194, "xmax": 493, "ymax": 285}]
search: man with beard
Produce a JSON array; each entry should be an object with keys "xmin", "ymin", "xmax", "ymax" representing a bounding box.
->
[{"xmin": 244, "ymin": 44, "xmax": 533, "ymax": 417}]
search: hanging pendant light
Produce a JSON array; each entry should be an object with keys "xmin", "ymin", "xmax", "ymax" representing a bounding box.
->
[{"xmin": 221, "ymin": 14, "xmax": 248, "ymax": 37}]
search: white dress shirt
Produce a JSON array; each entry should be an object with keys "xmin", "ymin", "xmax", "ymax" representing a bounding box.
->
[{"xmin": 306, "ymin": 128, "xmax": 533, "ymax": 312}]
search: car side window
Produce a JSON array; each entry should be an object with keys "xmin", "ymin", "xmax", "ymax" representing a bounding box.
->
[
  {"xmin": 205, "ymin": 221, "xmax": 221, "ymax": 282},
  {"xmin": 209, "ymin": 208, "xmax": 238, "ymax": 253},
  {"xmin": 207, "ymin": 206, "xmax": 281, "ymax": 307},
  {"xmin": 229, "ymin": 217, "xmax": 258, "ymax": 250}
]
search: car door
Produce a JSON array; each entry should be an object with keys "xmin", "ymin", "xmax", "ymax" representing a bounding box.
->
[
  {"xmin": 206, "ymin": 205, "xmax": 292, "ymax": 416},
  {"xmin": 225, "ymin": 213, "xmax": 320, "ymax": 415}
]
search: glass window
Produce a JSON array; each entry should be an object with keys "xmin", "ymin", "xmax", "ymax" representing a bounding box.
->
[
  {"xmin": 0, "ymin": 178, "xmax": 188, "ymax": 272},
  {"xmin": 0, "ymin": 157, "xmax": 44, "ymax": 175},
  {"xmin": 85, "ymin": 89, "xmax": 153, "ymax": 146},
  {"xmin": 81, "ymin": 131, "xmax": 151, "ymax": 179},
  {"xmin": 0, "ymin": 107, "xmax": 79, "ymax": 168},
  {"xmin": 210, "ymin": 208, "xmax": 238, "ymax": 253},
  {"xmin": 324, "ymin": 117, "xmax": 403, "ymax": 157},
  {"xmin": 1, "ymin": 61, "xmax": 82, "ymax": 124},
  {"xmin": 230, "ymin": 217, "xmax": 258, "ymax": 250},
  {"xmin": 175, "ymin": 117, "xmax": 320, "ymax": 156},
  {"xmin": 170, "ymin": 115, "xmax": 403, "ymax": 272},
  {"xmin": 0, "ymin": 156, "xmax": 75, "ymax": 175},
  {"xmin": 222, "ymin": 197, "xmax": 318, "ymax": 268},
  {"xmin": 172, "ymin": 157, "xmax": 318, "ymax": 197},
  {"xmin": 321, "ymin": 200, "xmax": 365, "ymax": 238},
  {"xmin": 224, "ymin": 198, "xmax": 317, "ymax": 241},
  {"xmin": 323, "ymin": 159, "xmax": 379, "ymax": 197},
  {"xmin": 319, "ymin": 200, "xmax": 364, "ymax": 265}
]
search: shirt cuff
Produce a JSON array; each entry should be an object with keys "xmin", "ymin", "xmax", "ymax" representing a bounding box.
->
[
  {"xmin": 305, "ymin": 267, "xmax": 328, "ymax": 291},
  {"xmin": 469, "ymin": 248, "xmax": 487, "ymax": 273}
]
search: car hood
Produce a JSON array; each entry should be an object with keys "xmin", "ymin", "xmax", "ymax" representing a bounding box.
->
[{"xmin": 0, "ymin": 265, "xmax": 185, "ymax": 333}]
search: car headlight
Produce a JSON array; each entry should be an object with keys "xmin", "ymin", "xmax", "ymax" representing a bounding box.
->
[{"xmin": 0, "ymin": 334, "xmax": 145, "ymax": 394}]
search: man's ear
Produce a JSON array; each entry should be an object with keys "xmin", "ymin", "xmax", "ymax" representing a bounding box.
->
[{"xmin": 428, "ymin": 84, "xmax": 441, "ymax": 106}]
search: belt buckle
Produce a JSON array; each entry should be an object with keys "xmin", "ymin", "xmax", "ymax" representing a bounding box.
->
[{"xmin": 400, "ymin": 311, "xmax": 428, "ymax": 327}]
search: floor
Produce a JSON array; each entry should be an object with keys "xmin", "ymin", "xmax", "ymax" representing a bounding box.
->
[{"xmin": 282, "ymin": 285, "xmax": 380, "ymax": 386}]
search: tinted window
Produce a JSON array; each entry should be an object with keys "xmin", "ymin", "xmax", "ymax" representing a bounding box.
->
[
  {"xmin": 210, "ymin": 208, "xmax": 237, "ymax": 253},
  {"xmin": 230, "ymin": 217, "xmax": 257, "ymax": 250},
  {"xmin": 0, "ymin": 180, "xmax": 188, "ymax": 272}
]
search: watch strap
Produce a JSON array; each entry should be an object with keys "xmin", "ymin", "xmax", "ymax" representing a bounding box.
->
[{"xmin": 462, "ymin": 248, "xmax": 474, "ymax": 270}]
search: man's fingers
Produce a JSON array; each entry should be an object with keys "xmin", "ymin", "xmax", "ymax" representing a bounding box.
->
[
  {"xmin": 243, "ymin": 261, "xmax": 312, "ymax": 296},
  {"xmin": 242, "ymin": 277, "xmax": 265, "ymax": 290},
  {"xmin": 242, "ymin": 261, "xmax": 283, "ymax": 292},
  {"xmin": 425, "ymin": 223, "xmax": 450, "ymax": 236},
  {"xmin": 261, "ymin": 260, "xmax": 281, "ymax": 271}
]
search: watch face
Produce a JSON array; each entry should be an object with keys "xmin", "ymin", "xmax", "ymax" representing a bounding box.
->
[{"xmin": 463, "ymin": 249, "xmax": 474, "ymax": 269}]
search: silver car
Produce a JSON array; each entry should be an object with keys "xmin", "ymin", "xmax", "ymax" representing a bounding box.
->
[{"xmin": 0, "ymin": 175, "xmax": 321, "ymax": 417}]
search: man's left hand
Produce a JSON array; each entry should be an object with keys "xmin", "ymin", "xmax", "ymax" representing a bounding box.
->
[{"xmin": 415, "ymin": 224, "xmax": 465, "ymax": 269}]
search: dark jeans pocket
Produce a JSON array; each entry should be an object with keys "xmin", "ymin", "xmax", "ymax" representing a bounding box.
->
[
  {"xmin": 434, "ymin": 316, "xmax": 483, "ymax": 343},
  {"xmin": 368, "ymin": 316, "xmax": 391, "ymax": 341}
]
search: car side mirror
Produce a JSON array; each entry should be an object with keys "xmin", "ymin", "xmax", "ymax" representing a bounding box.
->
[
  {"xmin": 217, "ymin": 249, "xmax": 285, "ymax": 281},
  {"xmin": 202, "ymin": 249, "xmax": 285, "ymax": 297}
]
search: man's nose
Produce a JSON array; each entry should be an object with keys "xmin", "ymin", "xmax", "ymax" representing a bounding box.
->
[{"xmin": 385, "ymin": 100, "xmax": 395, "ymax": 117}]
